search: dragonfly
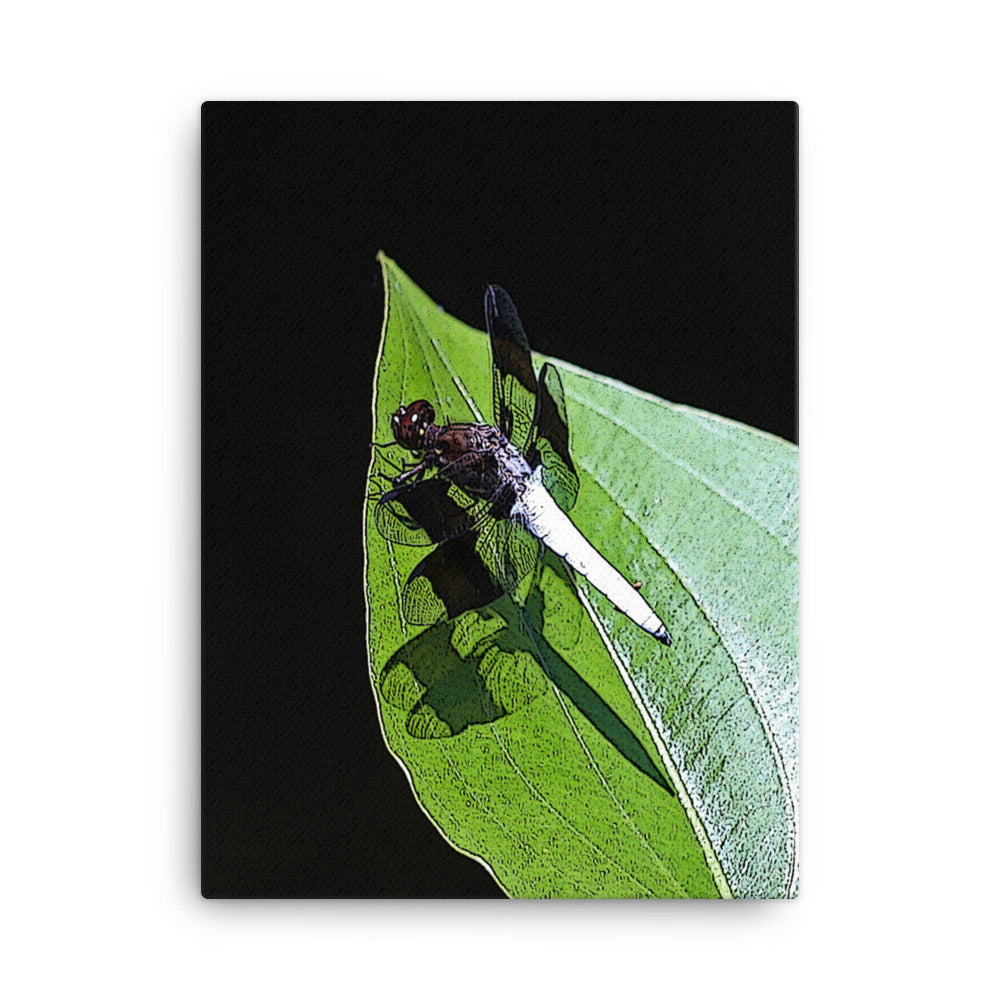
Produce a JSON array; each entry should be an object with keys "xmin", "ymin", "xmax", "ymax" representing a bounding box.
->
[{"xmin": 372, "ymin": 285, "xmax": 672, "ymax": 645}]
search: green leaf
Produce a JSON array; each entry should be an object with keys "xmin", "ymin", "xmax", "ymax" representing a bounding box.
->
[{"xmin": 364, "ymin": 254, "xmax": 798, "ymax": 898}]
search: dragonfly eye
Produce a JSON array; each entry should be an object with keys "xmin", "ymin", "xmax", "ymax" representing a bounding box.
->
[{"xmin": 393, "ymin": 399, "xmax": 435, "ymax": 449}]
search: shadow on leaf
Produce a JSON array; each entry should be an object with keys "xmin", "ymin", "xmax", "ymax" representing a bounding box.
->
[{"xmin": 379, "ymin": 574, "xmax": 674, "ymax": 796}]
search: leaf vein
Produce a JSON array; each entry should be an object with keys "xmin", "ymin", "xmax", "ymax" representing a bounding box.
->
[
  {"xmin": 575, "ymin": 459, "xmax": 799, "ymax": 894},
  {"xmin": 547, "ymin": 680, "xmax": 685, "ymax": 894},
  {"xmin": 487, "ymin": 720, "xmax": 660, "ymax": 896},
  {"xmin": 564, "ymin": 388, "xmax": 794, "ymax": 550}
]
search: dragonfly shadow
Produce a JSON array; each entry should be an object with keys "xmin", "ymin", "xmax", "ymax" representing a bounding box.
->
[
  {"xmin": 520, "ymin": 562, "xmax": 675, "ymax": 798},
  {"xmin": 378, "ymin": 576, "xmax": 674, "ymax": 796},
  {"xmin": 378, "ymin": 600, "xmax": 548, "ymax": 739}
]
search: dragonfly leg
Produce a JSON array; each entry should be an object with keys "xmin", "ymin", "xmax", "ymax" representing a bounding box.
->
[
  {"xmin": 372, "ymin": 449, "xmax": 421, "ymax": 481},
  {"xmin": 392, "ymin": 457, "xmax": 432, "ymax": 486}
]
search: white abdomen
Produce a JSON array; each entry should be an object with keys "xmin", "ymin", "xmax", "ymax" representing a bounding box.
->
[{"xmin": 514, "ymin": 477, "xmax": 671, "ymax": 644}]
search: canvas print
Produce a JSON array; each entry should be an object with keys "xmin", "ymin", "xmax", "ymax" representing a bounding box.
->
[{"xmin": 203, "ymin": 102, "xmax": 797, "ymax": 898}]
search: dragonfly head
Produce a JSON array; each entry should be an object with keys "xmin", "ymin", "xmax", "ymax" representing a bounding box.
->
[{"xmin": 391, "ymin": 400, "xmax": 436, "ymax": 451}]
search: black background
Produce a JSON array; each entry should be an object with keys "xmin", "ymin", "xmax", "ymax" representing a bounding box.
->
[{"xmin": 202, "ymin": 102, "xmax": 796, "ymax": 897}]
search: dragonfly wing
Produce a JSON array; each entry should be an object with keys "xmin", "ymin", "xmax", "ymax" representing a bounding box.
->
[
  {"xmin": 374, "ymin": 477, "xmax": 487, "ymax": 546},
  {"xmin": 526, "ymin": 362, "xmax": 580, "ymax": 512},
  {"xmin": 486, "ymin": 284, "xmax": 537, "ymax": 450},
  {"xmin": 477, "ymin": 516, "xmax": 542, "ymax": 610},
  {"xmin": 401, "ymin": 533, "xmax": 504, "ymax": 625}
]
